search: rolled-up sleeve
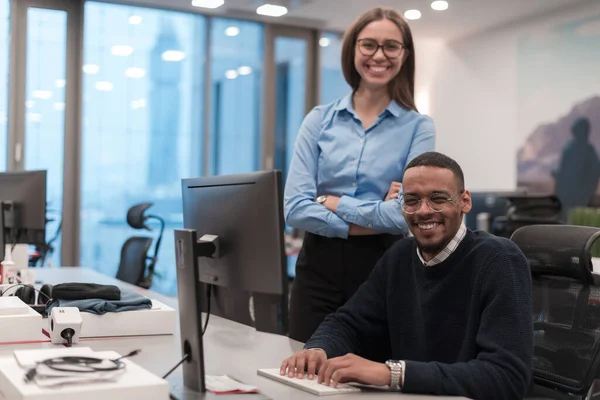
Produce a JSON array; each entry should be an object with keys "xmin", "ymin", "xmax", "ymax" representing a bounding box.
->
[
  {"xmin": 284, "ymin": 107, "xmax": 350, "ymax": 238},
  {"xmin": 334, "ymin": 118, "xmax": 435, "ymax": 234}
]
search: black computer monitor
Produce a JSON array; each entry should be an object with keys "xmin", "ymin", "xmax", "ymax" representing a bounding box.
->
[
  {"xmin": 0, "ymin": 170, "xmax": 47, "ymax": 261},
  {"xmin": 171, "ymin": 170, "xmax": 288, "ymax": 396}
]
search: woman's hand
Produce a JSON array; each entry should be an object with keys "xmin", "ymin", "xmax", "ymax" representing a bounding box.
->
[{"xmin": 385, "ymin": 181, "xmax": 402, "ymax": 201}]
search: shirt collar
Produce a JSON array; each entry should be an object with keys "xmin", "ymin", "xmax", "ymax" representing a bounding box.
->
[
  {"xmin": 334, "ymin": 93, "xmax": 403, "ymax": 118},
  {"xmin": 417, "ymin": 223, "xmax": 467, "ymax": 267}
]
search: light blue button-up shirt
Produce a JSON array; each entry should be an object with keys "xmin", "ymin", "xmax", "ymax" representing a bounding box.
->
[{"xmin": 284, "ymin": 94, "xmax": 436, "ymax": 239}]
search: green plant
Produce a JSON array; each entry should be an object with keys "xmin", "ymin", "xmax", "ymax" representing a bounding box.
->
[{"xmin": 569, "ymin": 207, "xmax": 600, "ymax": 257}]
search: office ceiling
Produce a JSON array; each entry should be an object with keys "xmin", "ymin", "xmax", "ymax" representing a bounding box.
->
[{"xmin": 129, "ymin": 0, "xmax": 590, "ymax": 41}]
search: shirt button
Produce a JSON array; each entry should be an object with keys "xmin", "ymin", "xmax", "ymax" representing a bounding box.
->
[
  {"xmin": 343, "ymin": 215, "xmax": 348, "ymax": 220},
  {"xmin": 360, "ymin": 139, "xmax": 364, "ymax": 143},
  {"xmin": 352, "ymin": 182, "xmax": 356, "ymax": 187},
  {"xmin": 368, "ymin": 223, "xmax": 372, "ymax": 228}
]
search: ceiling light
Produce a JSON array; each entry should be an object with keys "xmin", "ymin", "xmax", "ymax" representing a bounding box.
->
[
  {"xmin": 129, "ymin": 15, "xmax": 142, "ymax": 25},
  {"xmin": 431, "ymin": 1, "xmax": 448, "ymax": 11},
  {"xmin": 161, "ymin": 50, "xmax": 186, "ymax": 62},
  {"xmin": 111, "ymin": 45, "xmax": 133, "ymax": 56},
  {"xmin": 55, "ymin": 79, "xmax": 66, "ymax": 88},
  {"xmin": 125, "ymin": 67, "xmax": 146, "ymax": 78},
  {"xmin": 191, "ymin": 0, "xmax": 224, "ymax": 9},
  {"xmin": 32, "ymin": 90, "xmax": 52, "ymax": 100},
  {"xmin": 319, "ymin": 37, "xmax": 330, "ymax": 47},
  {"xmin": 256, "ymin": 4, "xmax": 288, "ymax": 17},
  {"xmin": 225, "ymin": 70, "xmax": 238, "ymax": 79},
  {"xmin": 237, "ymin": 66, "xmax": 252, "ymax": 75},
  {"xmin": 225, "ymin": 26, "xmax": 239, "ymax": 36},
  {"xmin": 95, "ymin": 81, "xmax": 113, "ymax": 92},
  {"xmin": 54, "ymin": 102, "xmax": 65, "ymax": 111},
  {"xmin": 404, "ymin": 9, "xmax": 422, "ymax": 20},
  {"xmin": 83, "ymin": 64, "xmax": 99, "ymax": 74}
]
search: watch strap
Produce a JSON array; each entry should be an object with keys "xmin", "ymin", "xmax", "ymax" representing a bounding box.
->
[{"xmin": 386, "ymin": 360, "xmax": 402, "ymax": 390}]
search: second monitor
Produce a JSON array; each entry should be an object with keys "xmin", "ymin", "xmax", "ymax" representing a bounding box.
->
[{"xmin": 180, "ymin": 170, "xmax": 288, "ymax": 335}]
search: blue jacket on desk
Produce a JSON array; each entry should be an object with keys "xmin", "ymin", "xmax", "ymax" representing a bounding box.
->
[{"xmin": 283, "ymin": 93, "xmax": 435, "ymax": 239}]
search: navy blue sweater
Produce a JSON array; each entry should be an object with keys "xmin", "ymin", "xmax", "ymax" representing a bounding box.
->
[{"xmin": 305, "ymin": 230, "xmax": 533, "ymax": 400}]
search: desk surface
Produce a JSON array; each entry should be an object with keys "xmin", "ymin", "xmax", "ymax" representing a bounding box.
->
[{"xmin": 0, "ymin": 267, "xmax": 466, "ymax": 399}]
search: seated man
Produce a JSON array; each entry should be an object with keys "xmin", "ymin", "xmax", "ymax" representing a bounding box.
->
[{"xmin": 280, "ymin": 152, "xmax": 533, "ymax": 399}]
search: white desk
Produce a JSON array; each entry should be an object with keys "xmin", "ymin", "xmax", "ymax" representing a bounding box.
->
[{"xmin": 0, "ymin": 267, "xmax": 467, "ymax": 400}]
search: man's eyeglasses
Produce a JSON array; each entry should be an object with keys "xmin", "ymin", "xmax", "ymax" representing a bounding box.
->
[
  {"xmin": 356, "ymin": 38, "xmax": 405, "ymax": 59},
  {"xmin": 399, "ymin": 191, "xmax": 463, "ymax": 214}
]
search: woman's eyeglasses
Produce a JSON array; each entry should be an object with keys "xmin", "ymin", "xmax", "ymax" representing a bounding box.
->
[{"xmin": 356, "ymin": 38, "xmax": 405, "ymax": 59}]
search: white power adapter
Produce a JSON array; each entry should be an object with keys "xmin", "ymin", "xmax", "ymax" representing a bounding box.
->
[{"xmin": 49, "ymin": 307, "xmax": 82, "ymax": 346}]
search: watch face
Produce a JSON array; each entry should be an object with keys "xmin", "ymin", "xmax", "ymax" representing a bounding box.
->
[{"xmin": 317, "ymin": 195, "xmax": 327, "ymax": 204}]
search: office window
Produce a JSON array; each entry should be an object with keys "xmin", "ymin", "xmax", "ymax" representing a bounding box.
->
[
  {"xmin": 24, "ymin": 8, "xmax": 68, "ymax": 266},
  {"xmin": 319, "ymin": 32, "xmax": 349, "ymax": 105},
  {"xmin": 0, "ymin": 0, "xmax": 8, "ymax": 171},
  {"xmin": 209, "ymin": 19, "xmax": 263, "ymax": 175},
  {"xmin": 80, "ymin": 2, "xmax": 206, "ymax": 295}
]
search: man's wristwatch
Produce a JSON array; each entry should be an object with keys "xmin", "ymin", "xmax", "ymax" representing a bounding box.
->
[
  {"xmin": 316, "ymin": 195, "xmax": 327, "ymax": 204},
  {"xmin": 385, "ymin": 360, "xmax": 402, "ymax": 390}
]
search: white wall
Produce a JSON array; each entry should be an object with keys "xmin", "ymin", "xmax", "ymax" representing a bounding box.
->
[{"xmin": 422, "ymin": 1, "xmax": 600, "ymax": 191}]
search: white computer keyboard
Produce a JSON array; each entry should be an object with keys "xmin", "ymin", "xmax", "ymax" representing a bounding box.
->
[{"xmin": 257, "ymin": 368, "xmax": 361, "ymax": 396}]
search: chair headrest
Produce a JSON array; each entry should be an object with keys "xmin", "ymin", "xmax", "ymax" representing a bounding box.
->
[
  {"xmin": 510, "ymin": 224, "xmax": 600, "ymax": 284},
  {"xmin": 127, "ymin": 203, "xmax": 153, "ymax": 230}
]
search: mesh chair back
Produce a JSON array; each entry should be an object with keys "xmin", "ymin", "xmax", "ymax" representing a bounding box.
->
[{"xmin": 511, "ymin": 225, "xmax": 600, "ymax": 395}]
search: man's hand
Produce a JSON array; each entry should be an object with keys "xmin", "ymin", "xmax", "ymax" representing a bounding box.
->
[
  {"xmin": 318, "ymin": 353, "xmax": 390, "ymax": 387},
  {"xmin": 280, "ymin": 349, "xmax": 327, "ymax": 380},
  {"xmin": 385, "ymin": 181, "xmax": 402, "ymax": 201}
]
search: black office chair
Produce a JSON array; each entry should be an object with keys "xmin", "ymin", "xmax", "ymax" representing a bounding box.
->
[
  {"xmin": 511, "ymin": 224, "xmax": 600, "ymax": 399},
  {"xmin": 494, "ymin": 195, "xmax": 563, "ymax": 238},
  {"xmin": 116, "ymin": 202, "xmax": 165, "ymax": 289}
]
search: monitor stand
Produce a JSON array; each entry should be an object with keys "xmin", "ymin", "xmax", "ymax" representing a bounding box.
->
[{"xmin": 166, "ymin": 375, "xmax": 271, "ymax": 400}]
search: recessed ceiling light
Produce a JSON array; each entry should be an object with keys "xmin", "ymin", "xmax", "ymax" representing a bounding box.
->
[
  {"xmin": 237, "ymin": 66, "xmax": 252, "ymax": 75},
  {"xmin": 431, "ymin": 1, "xmax": 449, "ymax": 11},
  {"xmin": 404, "ymin": 9, "xmax": 422, "ymax": 20},
  {"xmin": 319, "ymin": 37, "xmax": 330, "ymax": 47},
  {"xmin": 161, "ymin": 50, "xmax": 186, "ymax": 62},
  {"xmin": 111, "ymin": 45, "xmax": 133, "ymax": 57},
  {"xmin": 225, "ymin": 26, "xmax": 239, "ymax": 36},
  {"xmin": 256, "ymin": 4, "xmax": 288, "ymax": 17},
  {"xmin": 191, "ymin": 0, "xmax": 224, "ymax": 9},
  {"xmin": 54, "ymin": 102, "xmax": 66, "ymax": 111},
  {"xmin": 83, "ymin": 64, "xmax": 99, "ymax": 74},
  {"xmin": 225, "ymin": 70, "xmax": 238, "ymax": 79},
  {"xmin": 128, "ymin": 15, "xmax": 142, "ymax": 25},
  {"xmin": 125, "ymin": 68, "xmax": 146, "ymax": 78},
  {"xmin": 95, "ymin": 81, "xmax": 113, "ymax": 92},
  {"xmin": 32, "ymin": 90, "xmax": 52, "ymax": 100}
]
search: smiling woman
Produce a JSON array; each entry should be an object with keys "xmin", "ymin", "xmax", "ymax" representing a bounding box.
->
[{"xmin": 284, "ymin": 7, "xmax": 436, "ymax": 343}]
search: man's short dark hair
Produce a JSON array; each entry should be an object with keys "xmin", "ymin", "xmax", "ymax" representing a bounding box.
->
[{"xmin": 405, "ymin": 152, "xmax": 465, "ymax": 190}]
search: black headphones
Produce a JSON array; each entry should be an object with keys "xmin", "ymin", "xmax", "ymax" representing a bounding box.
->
[
  {"xmin": 14, "ymin": 284, "xmax": 53, "ymax": 306},
  {"xmin": 1, "ymin": 284, "xmax": 54, "ymax": 315}
]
